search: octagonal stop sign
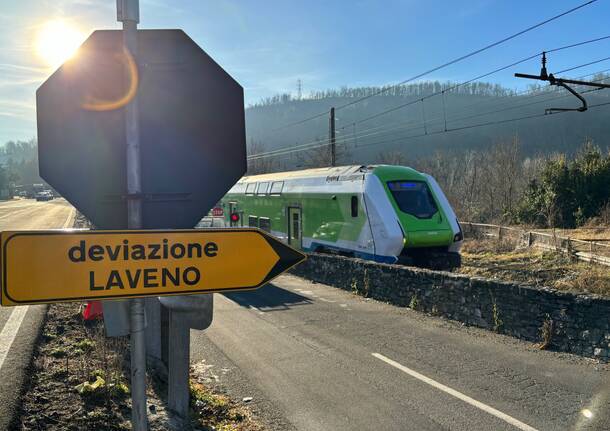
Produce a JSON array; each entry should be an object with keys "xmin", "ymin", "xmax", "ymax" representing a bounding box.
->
[{"xmin": 36, "ymin": 30, "xmax": 246, "ymax": 229}]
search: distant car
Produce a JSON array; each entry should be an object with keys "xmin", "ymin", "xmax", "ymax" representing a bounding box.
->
[{"xmin": 35, "ymin": 191, "xmax": 54, "ymax": 201}]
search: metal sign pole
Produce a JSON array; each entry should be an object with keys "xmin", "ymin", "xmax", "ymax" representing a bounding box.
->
[
  {"xmin": 117, "ymin": 1, "xmax": 148, "ymax": 430},
  {"xmin": 167, "ymin": 310, "xmax": 190, "ymax": 422}
]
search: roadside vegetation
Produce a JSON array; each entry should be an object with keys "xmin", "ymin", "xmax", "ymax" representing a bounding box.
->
[
  {"xmin": 16, "ymin": 303, "xmax": 135, "ymax": 430},
  {"xmin": 514, "ymin": 142, "xmax": 610, "ymax": 228},
  {"xmin": 15, "ymin": 302, "xmax": 265, "ymax": 430},
  {"xmin": 459, "ymin": 236, "xmax": 610, "ymax": 296},
  {"xmin": 416, "ymin": 139, "xmax": 610, "ymax": 229}
]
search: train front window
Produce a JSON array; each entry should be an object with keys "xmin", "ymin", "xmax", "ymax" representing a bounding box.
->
[{"xmin": 387, "ymin": 181, "xmax": 438, "ymax": 219}]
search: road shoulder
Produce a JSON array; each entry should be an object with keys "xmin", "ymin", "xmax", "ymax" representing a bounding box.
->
[
  {"xmin": 190, "ymin": 315, "xmax": 298, "ymax": 431},
  {"xmin": 0, "ymin": 305, "xmax": 48, "ymax": 430}
]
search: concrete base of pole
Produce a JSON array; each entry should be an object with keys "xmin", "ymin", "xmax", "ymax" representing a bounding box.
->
[
  {"xmin": 145, "ymin": 298, "xmax": 166, "ymax": 378},
  {"xmin": 161, "ymin": 305, "xmax": 169, "ymax": 373},
  {"xmin": 102, "ymin": 300, "xmax": 132, "ymax": 337},
  {"xmin": 167, "ymin": 310, "xmax": 191, "ymax": 423}
]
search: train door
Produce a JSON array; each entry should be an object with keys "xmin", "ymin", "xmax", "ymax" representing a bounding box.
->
[{"xmin": 287, "ymin": 207, "xmax": 302, "ymax": 249}]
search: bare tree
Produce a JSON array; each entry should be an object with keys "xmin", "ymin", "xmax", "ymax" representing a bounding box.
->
[
  {"xmin": 411, "ymin": 137, "xmax": 536, "ymax": 223},
  {"xmin": 376, "ymin": 150, "xmax": 408, "ymax": 166},
  {"xmin": 296, "ymin": 139, "xmax": 351, "ymax": 169},
  {"xmin": 246, "ymin": 139, "xmax": 276, "ymax": 174}
]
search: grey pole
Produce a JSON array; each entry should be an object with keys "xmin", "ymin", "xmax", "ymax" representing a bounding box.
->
[
  {"xmin": 329, "ymin": 107, "xmax": 336, "ymax": 167},
  {"xmin": 117, "ymin": 1, "xmax": 148, "ymax": 430},
  {"xmin": 167, "ymin": 310, "xmax": 191, "ymax": 422}
]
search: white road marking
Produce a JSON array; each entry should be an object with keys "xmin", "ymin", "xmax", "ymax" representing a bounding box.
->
[
  {"xmin": 0, "ymin": 204, "xmax": 74, "ymax": 372},
  {"xmin": 62, "ymin": 207, "xmax": 76, "ymax": 228},
  {"xmin": 317, "ymin": 297, "xmax": 336, "ymax": 303},
  {"xmin": 372, "ymin": 353, "xmax": 540, "ymax": 431},
  {"xmin": 0, "ymin": 307, "xmax": 29, "ymax": 371}
]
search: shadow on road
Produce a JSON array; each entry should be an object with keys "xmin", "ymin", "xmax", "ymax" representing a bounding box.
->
[{"xmin": 224, "ymin": 283, "xmax": 313, "ymax": 312}]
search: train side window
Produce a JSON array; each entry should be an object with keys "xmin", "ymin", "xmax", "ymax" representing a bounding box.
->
[
  {"xmin": 257, "ymin": 182, "xmax": 269, "ymax": 195},
  {"xmin": 248, "ymin": 215, "xmax": 258, "ymax": 227},
  {"xmin": 292, "ymin": 213, "xmax": 299, "ymax": 240},
  {"xmin": 259, "ymin": 217, "xmax": 271, "ymax": 232},
  {"xmin": 270, "ymin": 181, "xmax": 284, "ymax": 195},
  {"xmin": 351, "ymin": 196, "xmax": 358, "ymax": 217},
  {"xmin": 245, "ymin": 183, "xmax": 256, "ymax": 195}
]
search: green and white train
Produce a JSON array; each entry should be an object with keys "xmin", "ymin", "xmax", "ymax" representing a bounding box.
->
[{"xmin": 219, "ymin": 165, "xmax": 463, "ymax": 269}]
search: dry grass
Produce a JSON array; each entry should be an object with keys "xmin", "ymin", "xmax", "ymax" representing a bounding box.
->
[
  {"xmin": 17, "ymin": 304, "xmax": 134, "ymax": 430},
  {"xmin": 17, "ymin": 303, "xmax": 266, "ymax": 430},
  {"xmin": 189, "ymin": 380, "xmax": 263, "ymax": 431},
  {"xmin": 459, "ymin": 238, "xmax": 610, "ymax": 296},
  {"xmin": 530, "ymin": 227, "xmax": 610, "ymax": 242}
]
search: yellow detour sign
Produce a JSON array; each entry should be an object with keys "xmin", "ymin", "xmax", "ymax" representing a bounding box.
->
[{"xmin": 0, "ymin": 229, "xmax": 306, "ymax": 306}]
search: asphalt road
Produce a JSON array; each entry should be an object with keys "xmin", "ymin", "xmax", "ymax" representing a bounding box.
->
[
  {"xmin": 0, "ymin": 198, "xmax": 75, "ymax": 430},
  {"xmin": 191, "ymin": 275, "xmax": 610, "ymax": 431}
]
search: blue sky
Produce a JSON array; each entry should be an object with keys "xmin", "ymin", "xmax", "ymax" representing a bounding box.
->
[{"xmin": 1, "ymin": 0, "xmax": 610, "ymax": 144}]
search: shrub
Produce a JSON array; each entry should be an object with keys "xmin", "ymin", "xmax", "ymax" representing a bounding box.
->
[{"xmin": 514, "ymin": 142, "xmax": 610, "ymax": 228}]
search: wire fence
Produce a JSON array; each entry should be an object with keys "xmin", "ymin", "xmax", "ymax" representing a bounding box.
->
[{"xmin": 462, "ymin": 222, "xmax": 610, "ymax": 267}]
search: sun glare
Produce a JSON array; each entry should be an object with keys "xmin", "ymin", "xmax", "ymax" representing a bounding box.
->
[{"xmin": 35, "ymin": 20, "xmax": 85, "ymax": 69}]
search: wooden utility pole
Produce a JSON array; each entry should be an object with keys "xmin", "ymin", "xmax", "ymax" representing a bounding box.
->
[{"xmin": 329, "ymin": 107, "xmax": 336, "ymax": 166}]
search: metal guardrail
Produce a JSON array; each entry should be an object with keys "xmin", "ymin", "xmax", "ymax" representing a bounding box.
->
[{"xmin": 462, "ymin": 222, "xmax": 610, "ymax": 267}]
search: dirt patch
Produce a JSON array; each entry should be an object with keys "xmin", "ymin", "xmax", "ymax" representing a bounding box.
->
[
  {"xmin": 16, "ymin": 303, "xmax": 135, "ymax": 430},
  {"xmin": 189, "ymin": 373, "xmax": 263, "ymax": 431},
  {"xmin": 459, "ymin": 238, "xmax": 610, "ymax": 296},
  {"xmin": 14, "ymin": 302, "xmax": 266, "ymax": 430}
]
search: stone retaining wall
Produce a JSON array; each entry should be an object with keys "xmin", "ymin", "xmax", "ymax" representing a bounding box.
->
[{"xmin": 291, "ymin": 254, "xmax": 610, "ymax": 361}]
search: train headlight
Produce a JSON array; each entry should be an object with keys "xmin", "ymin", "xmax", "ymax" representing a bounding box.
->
[{"xmin": 453, "ymin": 232, "xmax": 463, "ymax": 242}]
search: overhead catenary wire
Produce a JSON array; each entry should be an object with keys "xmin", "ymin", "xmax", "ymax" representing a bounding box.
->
[
  {"xmin": 353, "ymin": 87, "xmax": 608, "ymax": 151},
  {"xmin": 251, "ymin": 95, "xmax": 610, "ymax": 161},
  {"xmin": 350, "ymin": 35, "xmax": 610, "ymax": 127},
  {"xmin": 248, "ymin": 83, "xmax": 596, "ymax": 160},
  {"xmin": 251, "ymin": 67, "xmax": 608, "ymax": 160},
  {"xmin": 248, "ymin": 86, "xmax": 600, "ymax": 160},
  {"xmin": 248, "ymin": 73, "xmax": 610, "ymax": 161},
  {"xmin": 253, "ymin": 39, "xmax": 610, "ymax": 160},
  {"xmin": 271, "ymin": 0, "xmax": 599, "ymax": 131},
  {"xmin": 248, "ymin": 64, "xmax": 610, "ymax": 160},
  {"xmin": 555, "ymin": 55, "xmax": 610, "ymax": 74},
  {"xmin": 355, "ymin": 99, "xmax": 610, "ymax": 151},
  {"xmin": 340, "ymin": 35, "xmax": 610, "ymax": 128}
]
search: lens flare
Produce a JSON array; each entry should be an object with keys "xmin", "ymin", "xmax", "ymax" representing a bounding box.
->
[
  {"xmin": 35, "ymin": 20, "xmax": 85, "ymax": 69},
  {"xmin": 81, "ymin": 47, "xmax": 139, "ymax": 112},
  {"xmin": 581, "ymin": 409, "xmax": 593, "ymax": 419}
]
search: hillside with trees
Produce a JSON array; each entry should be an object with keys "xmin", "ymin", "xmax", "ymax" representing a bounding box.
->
[
  {"xmin": 246, "ymin": 80, "xmax": 610, "ymax": 228},
  {"xmin": 245, "ymin": 78, "xmax": 610, "ymax": 170},
  {"xmin": 0, "ymin": 139, "xmax": 44, "ymax": 194}
]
